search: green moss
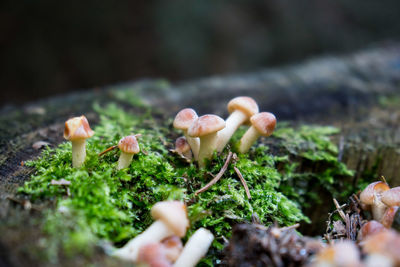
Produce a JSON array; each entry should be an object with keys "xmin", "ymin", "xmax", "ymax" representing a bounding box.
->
[{"xmin": 20, "ymin": 101, "xmax": 353, "ymax": 265}]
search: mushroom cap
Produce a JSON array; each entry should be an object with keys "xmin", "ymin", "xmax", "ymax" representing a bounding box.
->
[
  {"xmin": 381, "ymin": 206, "xmax": 399, "ymax": 228},
  {"xmin": 315, "ymin": 241, "xmax": 361, "ymax": 267},
  {"xmin": 138, "ymin": 242, "xmax": 172, "ymax": 267},
  {"xmin": 360, "ymin": 181, "xmax": 390, "ymax": 206},
  {"xmin": 381, "ymin": 187, "xmax": 400, "ymax": 207},
  {"xmin": 161, "ymin": 236, "xmax": 183, "ymax": 263},
  {"xmin": 173, "ymin": 108, "xmax": 198, "ymax": 130},
  {"xmin": 187, "ymin": 114, "xmax": 225, "ymax": 137},
  {"xmin": 64, "ymin": 115, "xmax": 94, "ymax": 141},
  {"xmin": 227, "ymin": 96, "xmax": 259, "ymax": 117},
  {"xmin": 151, "ymin": 201, "xmax": 189, "ymax": 238},
  {"xmin": 118, "ymin": 135, "xmax": 140, "ymax": 154},
  {"xmin": 360, "ymin": 220, "xmax": 386, "ymax": 239},
  {"xmin": 362, "ymin": 229, "xmax": 400, "ymax": 263},
  {"xmin": 250, "ymin": 112, "xmax": 276, "ymax": 137},
  {"xmin": 175, "ymin": 136, "xmax": 191, "ymax": 154}
]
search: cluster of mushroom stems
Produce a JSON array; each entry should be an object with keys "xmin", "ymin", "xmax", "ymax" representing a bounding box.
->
[
  {"xmin": 113, "ymin": 201, "xmax": 214, "ymax": 267},
  {"xmin": 64, "ymin": 115, "xmax": 140, "ymax": 169},
  {"xmin": 310, "ymin": 180, "xmax": 400, "ymax": 267},
  {"xmin": 173, "ymin": 96, "xmax": 276, "ymax": 167}
]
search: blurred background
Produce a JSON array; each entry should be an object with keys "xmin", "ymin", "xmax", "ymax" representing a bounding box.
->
[{"xmin": 1, "ymin": 0, "xmax": 400, "ymax": 107}]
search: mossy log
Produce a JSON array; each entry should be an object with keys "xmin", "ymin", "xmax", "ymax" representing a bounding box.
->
[{"xmin": 1, "ymin": 43, "xmax": 400, "ymax": 266}]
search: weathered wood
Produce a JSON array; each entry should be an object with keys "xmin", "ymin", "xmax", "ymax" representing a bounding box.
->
[{"xmin": 1, "ymin": 43, "xmax": 400, "ymax": 265}]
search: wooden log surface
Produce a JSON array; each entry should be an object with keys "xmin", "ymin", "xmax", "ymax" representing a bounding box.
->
[{"xmin": 1, "ymin": 43, "xmax": 400, "ymax": 265}]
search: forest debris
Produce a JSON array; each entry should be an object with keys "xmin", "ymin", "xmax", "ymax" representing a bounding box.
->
[
  {"xmin": 98, "ymin": 145, "xmax": 118, "ymax": 156},
  {"xmin": 50, "ymin": 179, "xmax": 71, "ymax": 185},
  {"xmin": 32, "ymin": 141, "xmax": 50, "ymax": 150}
]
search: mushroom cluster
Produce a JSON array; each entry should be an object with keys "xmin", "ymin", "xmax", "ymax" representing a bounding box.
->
[
  {"xmin": 113, "ymin": 201, "xmax": 214, "ymax": 267},
  {"xmin": 64, "ymin": 115, "xmax": 142, "ymax": 169},
  {"xmin": 173, "ymin": 96, "xmax": 276, "ymax": 167}
]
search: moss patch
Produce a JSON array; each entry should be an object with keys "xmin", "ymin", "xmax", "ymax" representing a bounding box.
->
[{"xmin": 19, "ymin": 98, "xmax": 353, "ymax": 265}]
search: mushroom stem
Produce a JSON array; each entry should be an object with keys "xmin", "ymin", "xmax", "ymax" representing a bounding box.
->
[
  {"xmin": 71, "ymin": 139, "xmax": 86, "ymax": 168},
  {"xmin": 198, "ymin": 132, "xmax": 219, "ymax": 168},
  {"xmin": 372, "ymin": 194, "xmax": 388, "ymax": 221},
  {"xmin": 117, "ymin": 151, "xmax": 134, "ymax": 170},
  {"xmin": 113, "ymin": 220, "xmax": 174, "ymax": 261},
  {"xmin": 238, "ymin": 126, "xmax": 260, "ymax": 153},
  {"xmin": 183, "ymin": 131, "xmax": 200, "ymax": 161},
  {"xmin": 216, "ymin": 111, "xmax": 248, "ymax": 152},
  {"xmin": 173, "ymin": 228, "xmax": 214, "ymax": 267}
]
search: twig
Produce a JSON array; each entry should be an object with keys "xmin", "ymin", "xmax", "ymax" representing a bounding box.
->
[
  {"xmin": 381, "ymin": 175, "xmax": 388, "ymax": 185},
  {"xmin": 98, "ymin": 145, "xmax": 117, "ymax": 156},
  {"xmin": 195, "ymin": 152, "xmax": 233, "ymax": 195},
  {"xmin": 234, "ymin": 166, "xmax": 251, "ymax": 199},
  {"xmin": 280, "ymin": 223, "xmax": 300, "ymax": 231},
  {"xmin": 333, "ymin": 198, "xmax": 346, "ymax": 221}
]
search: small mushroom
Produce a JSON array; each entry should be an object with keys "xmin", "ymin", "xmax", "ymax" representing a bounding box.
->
[
  {"xmin": 138, "ymin": 242, "xmax": 172, "ymax": 267},
  {"xmin": 174, "ymin": 136, "xmax": 192, "ymax": 160},
  {"xmin": 360, "ymin": 181, "xmax": 390, "ymax": 221},
  {"xmin": 173, "ymin": 108, "xmax": 200, "ymax": 161},
  {"xmin": 161, "ymin": 236, "xmax": 183, "ymax": 263},
  {"xmin": 64, "ymin": 115, "xmax": 94, "ymax": 168},
  {"xmin": 361, "ymin": 229, "xmax": 400, "ymax": 266},
  {"xmin": 113, "ymin": 201, "xmax": 189, "ymax": 261},
  {"xmin": 359, "ymin": 220, "xmax": 386, "ymax": 240},
  {"xmin": 238, "ymin": 112, "xmax": 276, "ymax": 154},
  {"xmin": 117, "ymin": 135, "xmax": 140, "ymax": 170},
  {"xmin": 173, "ymin": 228, "xmax": 214, "ymax": 267},
  {"xmin": 312, "ymin": 240, "xmax": 362, "ymax": 267},
  {"xmin": 380, "ymin": 206, "xmax": 399, "ymax": 228},
  {"xmin": 188, "ymin": 115, "xmax": 226, "ymax": 168},
  {"xmin": 216, "ymin": 96, "xmax": 259, "ymax": 152}
]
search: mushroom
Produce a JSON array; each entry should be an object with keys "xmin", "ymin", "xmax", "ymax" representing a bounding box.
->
[
  {"xmin": 173, "ymin": 228, "xmax": 214, "ymax": 267},
  {"xmin": 64, "ymin": 115, "xmax": 94, "ymax": 168},
  {"xmin": 361, "ymin": 229, "xmax": 400, "ymax": 266},
  {"xmin": 187, "ymin": 115, "xmax": 226, "ymax": 168},
  {"xmin": 174, "ymin": 136, "xmax": 192, "ymax": 160},
  {"xmin": 360, "ymin": 181, "xmax": 390, "ymax": 221},
  {"xmin": 359, "ymin": 220, "xmax": 386, "ymax": 240},
  {"xmin": 117, "ymin": 135, "xmax": 140, "ymax": 170},
  {"xmin": 312, "ymin": 240, "xmax": 362, "ymax": 267},
  {"xmin": 173, "ymin": 108, "xmax": 200, "ymax": 161},
  {"xmin": 216, "ymin": 96, "xmax": 259, "ymax": 152},
  {"xmin": 162, "ymin": 236, "xmax": 183, "ymax": 263},
  {"xmin": 380, "ymin": 206, "xmax": 399, "ymax": 228},
  {"xmin": 113, "ymin": 201, "xmax": 189, "ymax": 261},
  {"xmin": 238, "ymin": 112, "xmax": 276, "ymax": 154},
  {"xmin": 138, "ymin": 242, "xmax": 172, "ymax": 267}
]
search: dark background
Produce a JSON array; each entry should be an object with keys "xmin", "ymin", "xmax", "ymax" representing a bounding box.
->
[{"xmin": 1, "ymin": 0, "xmax": 400, "ymax": 107}]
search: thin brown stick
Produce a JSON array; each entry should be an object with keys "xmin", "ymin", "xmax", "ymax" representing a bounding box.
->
[
  {"xmin": 195, "ymin": 152, "xmax": 233, "ymax": 195},
  {"xmin": 98, "ymin": 145, "xmax": 118, "ymax": 156},
  {"xmin": 234, "ymin": 166, "xmax": 251, "ymax": 199},
  {"xmin": 333, "ymin": 198, "xmax": 346, "ymax": 221},
  {"xmin": 381, "ymin": 175, "xmax": 388, "ymax": 185},
  {"xmin": 280, "ymin": 223, "xmax": 300, "ymax": 231}
]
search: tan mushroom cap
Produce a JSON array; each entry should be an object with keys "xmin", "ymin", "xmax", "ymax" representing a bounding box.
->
[
  {"xmin": 175, "ymin": 136, "xmax": 190, "ymax": 154},
  {"xmin": 360, "ymin": 181, "xmax": 390, "ymax": 205},
  {"xmin": 138, "ymin": 243, "xmax": 171, "ymax": 266},
  {"xmin": 64, "ymin": 115, "xmax": 94, "ymax": 141},
  {"xmin": 381, "ymin": 187, "xmax": 400, "ymax": 207},
  {"xmin": 151, "ymin": 201, "xmax": 189, "ymax": 237},
  {"xmin": 227, "ymin": 96, "xmax": 259, "ymax": 117},
  {"xmin": 360, "ymin": 220, "xmax": 385, "ymax": 238},
  {"xmin": 173, "ymin": 108, "xmax": 198, "ymax": 130},
  {"xmin": 187, "ymin": 114, "xmax": 225, "ymax": 137},
  {"xmin": 250, "ymin": 112, "xmax": 276, "ymax": 137},
  {"xmin": 362, "ymin": 229, "xmax": 400, "ymax": 263},
  {"xmin": 118, "ymin": 135, "xmax": 140, "ymax": 154}
]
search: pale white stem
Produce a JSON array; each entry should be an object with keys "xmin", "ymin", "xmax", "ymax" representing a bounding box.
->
[
  {"xmin": 173, "ymin": 228, "xmax": 214, "ymax": 267},
  {"xmin": 71, "ymin": 139, "xmax": 86, "ymax": 168},
  {"xmin": 183, "ymin": 130, "xmax": 200, "ymax": 161},
  {"xmin": 198, "ymin": 132, "xmax": 219, "ymax": 168},
  {"xmin": 113, "ymin": 220, "xmax": 174, "ymax": 262},
  {"xmin": 238, "ymin": 126, "xmax": 261, "ymax": 153},
  {"xmin": 372, "ymin": 194, "xmax": 388, "ymax": 221},
  {"xmin": 117, "ymin": 151, "xmax": 133, "ymax": 170},
  {"xmin": 216, "ymin": 111, "xmax": 247, "ymax": 152}
]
